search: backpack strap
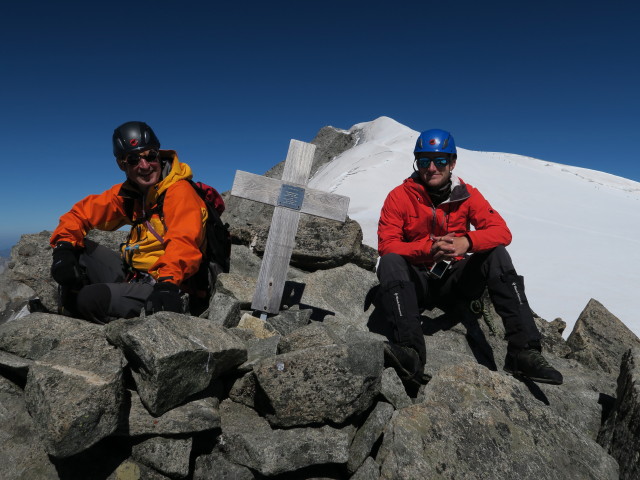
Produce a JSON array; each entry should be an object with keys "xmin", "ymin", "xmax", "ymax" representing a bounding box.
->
[{"xmin": 123, "ymin": 192, "xmax": 167, "ymax": 245}]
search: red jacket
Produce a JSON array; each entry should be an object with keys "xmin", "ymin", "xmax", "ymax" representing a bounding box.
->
[{"xmin": 378, "ymin": 173, "xmax": 512, "ymax": 266}]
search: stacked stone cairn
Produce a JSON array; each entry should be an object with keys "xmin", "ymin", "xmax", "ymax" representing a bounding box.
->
[{"xmin": 0, "ymin": 127, "xmax": 638, "ymax": 479}]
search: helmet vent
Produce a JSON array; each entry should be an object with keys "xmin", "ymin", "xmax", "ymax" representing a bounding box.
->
[{"xmin": 130, "ymin": 139, "xmax": 139, "ymax": 146}]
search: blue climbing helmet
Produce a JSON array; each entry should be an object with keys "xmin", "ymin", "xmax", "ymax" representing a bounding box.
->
[{"xmin": 414, "ymin": 129, "xmax": 457, "ymax": 156}]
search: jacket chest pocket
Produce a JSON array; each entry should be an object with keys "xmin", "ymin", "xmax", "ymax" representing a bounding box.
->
[{"xmin": 404, "ymin": 209, "xmax": 433, "ymax": 240}]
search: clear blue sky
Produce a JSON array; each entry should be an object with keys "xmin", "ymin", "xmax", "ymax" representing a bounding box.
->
[{"xmin": 1, "ymin": 0, "xmax": 638, "ymax": 249}]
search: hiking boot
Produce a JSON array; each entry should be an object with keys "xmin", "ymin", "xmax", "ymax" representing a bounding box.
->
[
  {"xmin": 383, "ymin": 343, "xmax": 431, "ymax": 386},
  {"xmin": 504, "ymin": 348, "xmax": 563, "ymax": 385}
]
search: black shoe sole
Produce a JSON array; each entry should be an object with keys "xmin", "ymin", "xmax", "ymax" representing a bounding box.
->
[
  {"xmin": 383, "ymin": 344, "xmax": 417, "ymax": 380},
  {"xmin": 383, "ymin": 344, "xmax": 431, "ymax": 387},
  {"xmin": 504, "ymin": 368, "xmax": 563, "ymax": 385}
]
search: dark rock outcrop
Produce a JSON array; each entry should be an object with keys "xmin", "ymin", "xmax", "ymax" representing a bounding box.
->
[
  {"xmin": 598, "ymin": 348, "xmax": 640, "ymax": 480},
  {"xmin": 567, "ymin": 298, "xmax": 640, "ymax": 374},
  {"xmin": 377, "ymin": 361, "xmax": 619, "ymax": 480}
]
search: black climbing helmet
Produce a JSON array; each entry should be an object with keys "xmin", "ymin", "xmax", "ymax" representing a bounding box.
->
[{"xmin": 112, "ymin": 121, "xmax": 160, "ymax": 159}]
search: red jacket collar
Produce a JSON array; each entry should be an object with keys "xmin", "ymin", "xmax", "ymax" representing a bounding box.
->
[{"xmin": 403, "ymin": 173, "xmax": 470, "ymax": 205}]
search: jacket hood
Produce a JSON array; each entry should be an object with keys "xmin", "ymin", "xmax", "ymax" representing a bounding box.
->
[{"xmin": 153, "ymin": 150, "xmax": 193, "ymax": 197}]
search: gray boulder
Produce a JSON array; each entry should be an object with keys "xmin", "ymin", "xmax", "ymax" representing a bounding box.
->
[
  {"xmin": 351, "ymin": 457, "xmax": 381, "ymax": 480},
  {"xmin": 567, "ymin": 298, "xmax": 640, "ymax": 374},
  {"xmin": 228, "ymin": 244, "xmax": 264, "ymax": 277},
  {"xmin": 194, "ymin": 451, "xmax": 255, "ymax": 480},
  {"xmin": 226, "ymin": 244, "xmax": 307, "ymax": 283},
  {"xmin": 0, "ymin": 376, "xmax": 58, "ymax": 479},
  {"xmin": 265, "ymin": 307, "xmax": 312, "ymax": 336},
  {"xmin": 538, "ymin": 316, "xmax": 573, "ymax": 358},
  {"xmin": 107, "ymin": 460, "xmax": 172, "ymax": 480},
  {"xmin": 219, "ymin": 399, "xmax": 351, "ymax": 476},
  {"xmin": 228, "ymin": 371, "xmax": 259, "ymax": 409},
  {"xmin": 132, "ymin": 436, "xmax": 193, "ymax": 479},
  {"xmin": 214, "ymin": 272, "xmax": 258, "ymax": 309},
  {"xmin": 420, "ymin": 301, "xmax": 615, "ymax": 440},
  {"xmin": 535, "ymin": 356, "xmax": 617, "ymax": 440},
  {"xmin": 24, "ymin": 326, "xmax": 125, "ymax": 458},
  {"xmin": 277, "ymin": 321, "xmax": 341, "ymax": 354},
  {"xmin": 120, "ymin": 389, "xmax": 220, "ymax": 437},
  {"xmin": 85, "ymin": 229, "xmax": 130, "ymax": 252},
  {"xmin": 112, "ymin": 312, "xmax": 247, "ymax": 415},
  {"xmin": 598, "ymin": 348, "xmax": 640, "ymax": 480},
  {"xmin": 379, "ymin": 367, "xmax": 412, "ymax": 410},
  {"xmin": 348, "ymin": 401, "xmax": 395, "ymax": 474},
  {"xmin": 376, "ymin": 362, "xmax": 619, "ymax": 480},
  {"xmin": 5, "ymin": 231, "xmax": 58, "ymax": 312},
  {"xmin": 0, "ymin": 275, "xmax": 35, "ymax": 323},
  {"xmin": 253, "ymin": 341, "xmax": 384, "ymax": 427},
  {"xmin": 207, "ymin": 289, "xmax": 242, "ymax": 327},
  {"xmin": 249, "ymin": 216, "xmax": 377, "ymax": 272},
  {"xmin": 0, "ymin": 349, "xmax": 33, "ymax": 381},
  {"xmin": 238, "ymin": 334, "xmax": 281, "ymax": 372},
  {"xmin": 324, "ymin": 315, "xmax": 373, "ymax": 343},
  {"xmin": 296, "ymin": 263, "xmax": 378, "ymax": 324},
  {"xmin": 424, "ymin": 342, "xmax": 614, "ymax": 441},
  {"xmin": 0, "ymin": 312, "xmax": 86, "ymax": 359},
  {"xmin": 214, "ymin": 249, "xmax": 306, "ymax": 310}
]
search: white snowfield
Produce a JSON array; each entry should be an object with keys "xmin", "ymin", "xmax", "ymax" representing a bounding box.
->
[{"xmin": 309, "ymin": 116, "xmax": 640, "ymax": 338}]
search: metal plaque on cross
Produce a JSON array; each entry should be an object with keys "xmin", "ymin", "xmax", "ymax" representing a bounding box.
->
[{"xmin": 230, "ymin": 139, "xmax": 350, "ymax": 315}]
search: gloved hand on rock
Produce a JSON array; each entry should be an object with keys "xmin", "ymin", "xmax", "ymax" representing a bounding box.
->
[
  {"xmin": 148, "ymin": 281, "xmax": 185, "ymax": 313},
  {"xmin": 51, "ymin": 242, "xmax": 82, "ymax": 287}
]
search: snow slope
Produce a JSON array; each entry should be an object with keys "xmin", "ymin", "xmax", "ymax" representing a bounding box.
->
[{"xmin": 309, "ymin": 116, "xmax": 640, "ymax": 338}]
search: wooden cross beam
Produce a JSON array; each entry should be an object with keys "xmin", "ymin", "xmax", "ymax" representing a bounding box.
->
[{"xmin": 230, "ymin": 139, "xmax": 350, "ymax": 315}]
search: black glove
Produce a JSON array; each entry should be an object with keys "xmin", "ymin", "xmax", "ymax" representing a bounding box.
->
[
  {"xmin": 148, "ymin": 281, "xmax": 184, "ymax": 313},
  {"xmin": 51, "ymin": 242, "xmax": 82, "ymax": 287}
]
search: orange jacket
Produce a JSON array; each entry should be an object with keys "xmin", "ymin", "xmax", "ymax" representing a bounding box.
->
[
  {"xmin": 378, "ymin": 173, "xmax": 512, "ymax": 266},
  {"xmin": 50, "ymin": 151, "xmax": 207, "ymax": 286}
]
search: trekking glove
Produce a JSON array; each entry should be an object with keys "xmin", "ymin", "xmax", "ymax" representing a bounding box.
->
[
  {"xmin": 51, "ymin": 242, "xmax": 82, "ymax": 287},
  {"xmin": 149, "ymin": 281, "xmax": 184, "ymax": 313}
]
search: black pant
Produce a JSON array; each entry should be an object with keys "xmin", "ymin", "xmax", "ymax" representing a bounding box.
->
[
  {"xmin": 66, "ymin": 240, "xmax": 154, "ymax": 323},
  {"xmin": 374, "ymin": 247, "xmax": 541, "ymax": 362}
]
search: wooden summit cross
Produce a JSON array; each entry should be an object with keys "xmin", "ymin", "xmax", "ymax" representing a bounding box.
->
[{"xmin": 230, "ymin": 139, "xmax": 350, "ymax": 316}]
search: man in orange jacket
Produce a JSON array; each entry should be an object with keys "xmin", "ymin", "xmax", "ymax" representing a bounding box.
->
[
  {"xmin": 374, "ymin": 128, "xmax": 562, "ymax": 388},
  {"xmin": 50, "ymin": 121, "xmax": 209, "ymax": 323}
]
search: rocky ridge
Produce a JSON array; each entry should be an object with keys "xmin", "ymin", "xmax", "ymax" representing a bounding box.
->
[{"xmin": 0, "ymin": 125, "xmax": 638, "ymax": 479}]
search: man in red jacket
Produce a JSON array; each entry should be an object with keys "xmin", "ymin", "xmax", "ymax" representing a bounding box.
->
[{"xmin": 375, "ymin": 128, "xmax": 562, "ymax": 388}]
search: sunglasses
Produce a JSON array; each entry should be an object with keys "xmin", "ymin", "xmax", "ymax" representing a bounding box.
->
[
  {"xmin": 125, "ymin": 150, "xmax": 160, "ymax": 166},
  {"xmin": 416, "ymin": 156, "xmax": 451, "ymax": 168}
]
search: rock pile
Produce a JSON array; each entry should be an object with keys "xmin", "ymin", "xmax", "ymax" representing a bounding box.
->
[
  {"xmin": 1, "ymin": 228, "xmax": 639, "ymax": 479},
  {"xmin": 0, "ymin": 127, "xmax": 638, "ymax": 479}
]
